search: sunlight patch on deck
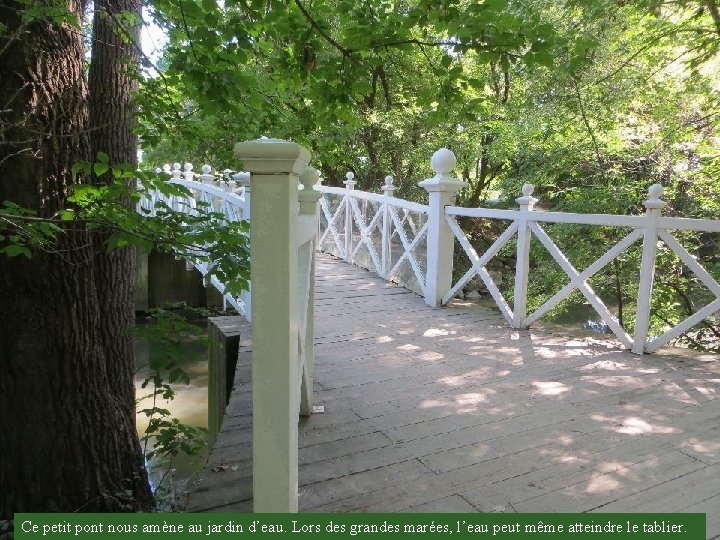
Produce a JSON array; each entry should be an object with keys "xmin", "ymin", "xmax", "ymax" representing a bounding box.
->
[
  {"xmin": 591, "ymin": 414, "xmax": 681, "ymax": 434},
  {"xmin": 532, "ymin": 381, "xmax": 571, "ymax": 396}
]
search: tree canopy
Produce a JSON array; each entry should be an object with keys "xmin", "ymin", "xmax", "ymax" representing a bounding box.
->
[{"xmin": 138, "ymin": 0, "xmax": 720, "ymax": 351}]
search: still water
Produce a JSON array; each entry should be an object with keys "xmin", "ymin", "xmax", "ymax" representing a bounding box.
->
[{"xmin": 133, "ymin": 319, "xmax": 209, "ymax": 508}]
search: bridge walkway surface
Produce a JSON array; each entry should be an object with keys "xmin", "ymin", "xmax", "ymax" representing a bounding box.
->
[{"xmin": 187, "ymin": 253, "xmax": 720, "ymax": 533}]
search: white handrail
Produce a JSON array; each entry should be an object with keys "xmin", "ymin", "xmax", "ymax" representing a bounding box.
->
[
  {"xmin": 315, "ymin": 151, "xmax": 719, "ymax": 355},
  {"xmin": 139, "ymin": 164, "xmax": 251, "ymax": 317},
  {"xmin": 316, "ymin": 184, "xmax": 430, "ymax": 213}
]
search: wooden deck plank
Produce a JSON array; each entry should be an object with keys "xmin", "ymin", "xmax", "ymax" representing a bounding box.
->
[{"xmin": 187, "ymin": 253, "xmax": 720, "ymax": 536}]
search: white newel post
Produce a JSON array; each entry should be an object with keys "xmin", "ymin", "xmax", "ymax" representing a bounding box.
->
[
  {"xmin": 632, "ymin": 184, "xmax": 666, "ymax": 354},
  {"xmin": 199, "ymin": 164, "xmax": 214, "ymax": 185},
  {"xmin": 382, "ymin": 175, "xmax": 396, "ymax": 278},
  {"xmin": 512, "ymin": 184, "xmax": 537, "ymax": 328},
  {"xmin": 419, "ymin": 149, "xmax": 467, "ymax": 307},
  {"xmin": 343, "ymin": 171, "xmax": 356, "ymax": 261},
  {"xmin": 298, "ymin": 167, "xmax": 322, "ymax": 416},
  {"xmin": 170, "ymin": 163, "xmax": 183, "ymax": 211},
  {"xmin": 235, "ymin": 171, "xmax": 251, "ymax": 218},
  {"xmin": 314, "ymin": 173, "xmax": 324, "ymax": 240},
  {"xmin": 234, "ymin": 138, "xmax": 311, "ymax": 513},
  {"xmin": 235, "ymin": 171, "xmax": 252, "ymax": 319}
]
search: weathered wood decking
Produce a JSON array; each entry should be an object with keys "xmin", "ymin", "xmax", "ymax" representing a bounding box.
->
[{"xmin": 187, "ymin": 253, "xmax": 720, "ymax": 535}]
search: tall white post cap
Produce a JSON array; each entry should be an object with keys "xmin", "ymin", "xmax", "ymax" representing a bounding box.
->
[
  {"xmin": 418, "ymin": 148, "xmax": 467, "ymax": 193},
  {"xmin": 234, "ymin": 138, "xmax": 311, "ymax": 175},
  {"xmin": 644, "ymin": 183, "xmax": 667, "ymax": 209}
]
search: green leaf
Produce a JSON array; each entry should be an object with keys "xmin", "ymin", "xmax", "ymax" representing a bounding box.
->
[
  {"xmin": 1, "ymin": 244, "xmax": 32, "ymax": 258},
  {"xmin": 93, "ymin": 163, "xmax": 110, "ymax": 177}
]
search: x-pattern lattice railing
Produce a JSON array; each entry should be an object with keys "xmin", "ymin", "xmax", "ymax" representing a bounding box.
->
[
  {"xmin": 445, "ymin": 183, "xmax": 720, "ymax": 354},
  {"xmin": 316, "ymin": 174, "xmax": 429, "ymax": 296},
  {"xmin": 145, "ymin": 142, "xmax": 718, "ymax": 515},
  {"xmin": 315, "ymin": 148, "xmax": 719, "ymax": 355},
  {"xmin": 139, "ymin": 162, "xmax": 252, "ymax": 317}
]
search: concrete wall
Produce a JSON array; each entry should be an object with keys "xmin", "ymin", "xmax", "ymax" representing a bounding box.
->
[{"xmin": 135, "ymin": 251, "xmax": 224, "ymax": 311}]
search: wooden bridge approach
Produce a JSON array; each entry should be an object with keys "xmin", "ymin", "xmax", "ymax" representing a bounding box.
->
[
  {"xmin": 187, "ymin": 253, "xmax": 720, "ymax": 532},
  {"xmin": 141, "ymin": 139, "xmax": 720, "ymax": 534}
]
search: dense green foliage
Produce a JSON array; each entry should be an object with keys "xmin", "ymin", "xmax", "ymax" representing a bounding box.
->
[
  {"xmin": 136, "ymin": 0, "xmax": 719, "ymax": 351},
  {"xmin": 2, "ymin": 0, "xmax": 718, "ymax": 348}
]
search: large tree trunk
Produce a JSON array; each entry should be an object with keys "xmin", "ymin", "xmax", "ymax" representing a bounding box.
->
[
  {"xmin": 87, "ymin": 0, "xmax": 148, "ymax": 499},
  {"xmin": 0, "ymin": 0, "xmax": 152, "ymax": 516}
]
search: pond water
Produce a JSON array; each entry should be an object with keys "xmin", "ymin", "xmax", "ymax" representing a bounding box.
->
[
  {"xmin": 133, "ymin": 318, "xmax": 209, "ymax": 508},
  {"xmin": 468, "ymin": 295, "xmax": 618, "ymax": 338}
]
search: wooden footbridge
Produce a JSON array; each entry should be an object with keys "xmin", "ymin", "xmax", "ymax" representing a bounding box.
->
[
  {"xmin": 186, "ymin": 254, "xmax": 720, "ymax": 533},
  {"xmin": 144, "ymin": 139, "xmax": 719, "ymax": 534}
]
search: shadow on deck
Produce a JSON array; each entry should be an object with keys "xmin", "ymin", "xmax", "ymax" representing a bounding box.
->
[{"xmin": 187, "ymin": 253, "xmax": 720, "ymax": 534}]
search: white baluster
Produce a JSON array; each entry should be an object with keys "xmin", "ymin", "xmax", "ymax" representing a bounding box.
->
[
  {"xmin": 183, "ymin": 162, "xmax": 194, "ymax": 182},
  {"xmin": 419, "ymin": 149, "xmax": 467, "ymax": 307},
  {"xmin": 298, "ymin": 166, "xmax": 322, "ymax": 417},
  {"xmin": 512, "ymin": 184, "xmax": 537, "ymax": 328},
  {"xmin": 223, "ymin": 169, "xmax": 234, "ymax": 192},
  {"xmin": 234, "ymin": 171, "xmax": 251, "ymax": 217},
  {"xmin": 299, "ymin": 167, "xmax": 322, "ymax": 215},
  {"xmin": 199, "ymin": 164, "xmax": 215, "ymax": 185},
  {"xmin": 171, "ymin": 163, "xmax": 182, "ymax": 181},
  {"xmin": 168, "ymin": 163, "xmax": 183, "ymax": 212},
  {"xmin": 343, "ymin": 171, "xmax": 356, "ymax": 261},
  {"xmin": 234, "ymin": 170, "xmax": 252, "ymax": 320},
  {"xmin": 382, "ymin": 175, "xmax": 395, "ymax": 278},
  {"xmin": 632, "ymin": 184, "xmax": 666, "ymax": 354}
]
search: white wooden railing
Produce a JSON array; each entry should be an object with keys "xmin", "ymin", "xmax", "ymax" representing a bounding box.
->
[
  {"xmin": 138, "ymin": 162, "xmax": 253, "ymax": 317},
  {"xmin": 316, "ymin": 149, "xmax": 720, "ymax": 355},
  {"xmin": 139, "ymin": 139, "xmax": 322, "ymax": 512},
  {"xmin": 139, "ymin": 142, "xmax": 717, "ymax": 514}
]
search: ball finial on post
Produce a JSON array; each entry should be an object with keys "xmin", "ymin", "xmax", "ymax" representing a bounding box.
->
[
  {"xmin": 431, "ymin": 148, "xmax": 457, "ymax": 178},
  {"xmin": 200, "ymin": 164, "xmax": 214, "ymax": 184},
  {"xmin": 648, "ymin": 183, "xmax": 663, "ymax": 200},
  {"xmin": 171, "ymin": 163, "xmax": 183, "ymax": 180},
  {"xmin": 299, "ymin": 166, "xmax": 320, "ymax": 190},
  {"xmin": 383, "ymin": 175, "xmax": 395, "ymax": 197},
  {"xmin": 183, "ymin": 162, "xmax": 194, "ymax": 181},
  {"xmin": 344, "ymin": 171, "xmax": 356, "ymax": 189},
  {"xmin": 234, "ymin": 171, "xmax": 251, "ymax": 190},
  {"xmin": 516, "ymin": 183, "xmax": 537, "ymax": 209},
  {"xmin": 644, "ymin": 183, "xmax": 667, "ymax": 210}
]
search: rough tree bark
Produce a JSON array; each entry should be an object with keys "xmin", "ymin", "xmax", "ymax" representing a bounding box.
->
[
  {"xmin": 87, "ymin": 0, "xmax": 146, "ymax": 489},
  {"xmin": 0, "ymin": 0, "xmax": 153, "ymax": 516}
]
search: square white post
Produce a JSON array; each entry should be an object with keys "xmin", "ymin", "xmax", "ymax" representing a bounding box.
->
[
  {"xmin": 234, "ymin": 138, "xmax": 310, "ymax": 513},
  {"xmin": 632, "ymin": 184, "xmax": 666, "ymax": 354},
  {"xmin": 512, "ymin": 184, "xmax": 537, "ymax": 328},
  {"xmin": 298, "ymin": 166, "xmax": 322, "ymax": 416},
  {"xmin": 418, "ymin": 149, "xmax": 467, "ymax": 307},
  {"xmin": 235, "ymin": 171, "xmax": 252, "ymax": 319},
  {"xmin": 381, "ymin": 175, "xmax": 395, "ymax": 278},
  {"xmin": 343, "ymin": 172, "xmax": 356, "ymax": 261}
]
